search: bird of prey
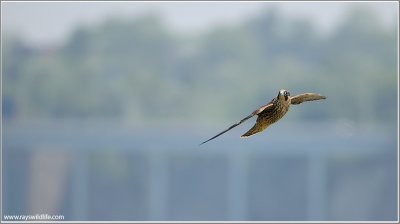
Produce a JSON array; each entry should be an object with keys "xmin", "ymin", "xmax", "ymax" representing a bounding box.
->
[{"xmin": 200, "ymin": 89, "xmax": 326, "ymax": 145}]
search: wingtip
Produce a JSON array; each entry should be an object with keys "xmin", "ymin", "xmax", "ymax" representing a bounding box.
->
[{"xmin": 199, "ymin": 139, "xmax": 210, "ymax": 146}]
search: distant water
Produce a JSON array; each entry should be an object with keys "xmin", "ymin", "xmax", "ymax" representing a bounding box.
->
[{"xmin": 3, "ymin": 120, "xmax": 397, "ymax": 153}]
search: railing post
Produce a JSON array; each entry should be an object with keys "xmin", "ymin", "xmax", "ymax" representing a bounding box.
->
[
  {"xmin": 71, "ymin": 151, "xmax": 88, "ymax": 220},
  {"xmin": 148, "ymin": 148, "xmax": 168, "ymax": 220},
  {"xmin": 307, "ymin": 152, "xmax": 326, "ymax": 220},
  {"xmin": 227, "ymin": 149, "xmax": 247, "ymax": 220}
]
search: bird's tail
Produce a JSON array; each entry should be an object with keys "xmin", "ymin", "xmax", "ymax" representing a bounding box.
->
[{"xmin": 241, "ymin": 124, "xmax": 267, "ymax": 138}]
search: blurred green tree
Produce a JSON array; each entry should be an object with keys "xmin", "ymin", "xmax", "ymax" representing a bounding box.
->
[{"xmin": 2, "ymin": 7, "xmax": 397, "ymax": 125}]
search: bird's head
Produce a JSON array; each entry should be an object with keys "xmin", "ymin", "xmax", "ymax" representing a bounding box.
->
[{"xmin": 278, "ymin": 89, "xmax": 290, "ymax": 101}]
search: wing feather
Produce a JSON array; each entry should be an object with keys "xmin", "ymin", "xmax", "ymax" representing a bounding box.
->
[
  {"xmin": 200, "ymin": 102, "xmax": 273, "ymax": 145},
  {"xmin": 290, "ymin": 93, "xmax": 326, "ymax": 105}
]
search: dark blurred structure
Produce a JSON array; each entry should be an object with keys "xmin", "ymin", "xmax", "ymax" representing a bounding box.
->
[
  {"xmin": 2, "ymin": 4, "xmax": 398, "ymax": 221},
  {"xmin": 3, "ymin": 122, "xmax": 397, "ymax": 221}
]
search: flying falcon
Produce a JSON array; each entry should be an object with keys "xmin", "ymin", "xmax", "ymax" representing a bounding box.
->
[{"xmin": 200, "ymin": 89, "xmax": 326, "ymax": 145}]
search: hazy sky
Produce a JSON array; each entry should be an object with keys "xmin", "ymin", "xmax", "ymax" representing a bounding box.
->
[{"xmin": 2, "ymin": 1, "xmax": 398, "ymax": 47}]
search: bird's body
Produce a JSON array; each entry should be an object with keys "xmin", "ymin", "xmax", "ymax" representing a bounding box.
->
[
  {"xmin": 241, "ymin": 93, "xmax": 290, "ymax": 137},
  {"xmin": 200, "ymin": 89, "xmax": 326, "ymax": 145}
]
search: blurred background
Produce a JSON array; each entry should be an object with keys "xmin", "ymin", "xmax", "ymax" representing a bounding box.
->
[{"xmin": 2, "ymin": 1, "xmax": 398, "ymax": 221}]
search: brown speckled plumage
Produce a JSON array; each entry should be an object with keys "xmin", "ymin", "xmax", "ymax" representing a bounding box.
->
[
  {"xmin": 200, "ymin": 89, "xmax": 326, "ymax": 145},
  {"xmin": 241, "ymin": 96, "xmax": 289, "ymax": 137}
]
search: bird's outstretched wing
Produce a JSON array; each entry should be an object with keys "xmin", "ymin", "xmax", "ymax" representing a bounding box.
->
[
  {"xmin": 290, "ymin": 93, "xmax": 326, "ymax": 105},
  {"xmin": 200, "ymin": 103, "xmax": 274, "ymax": 145}
]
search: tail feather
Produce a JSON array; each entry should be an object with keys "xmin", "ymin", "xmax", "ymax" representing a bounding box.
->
[{"xmin": 241, "ymin": 124, "xmax": 266, "ymax": 138}]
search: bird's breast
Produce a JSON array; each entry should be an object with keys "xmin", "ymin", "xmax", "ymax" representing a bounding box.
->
[{"xmin": 269, "ymin": 102, "xmax": 290, "ymax": 122}]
